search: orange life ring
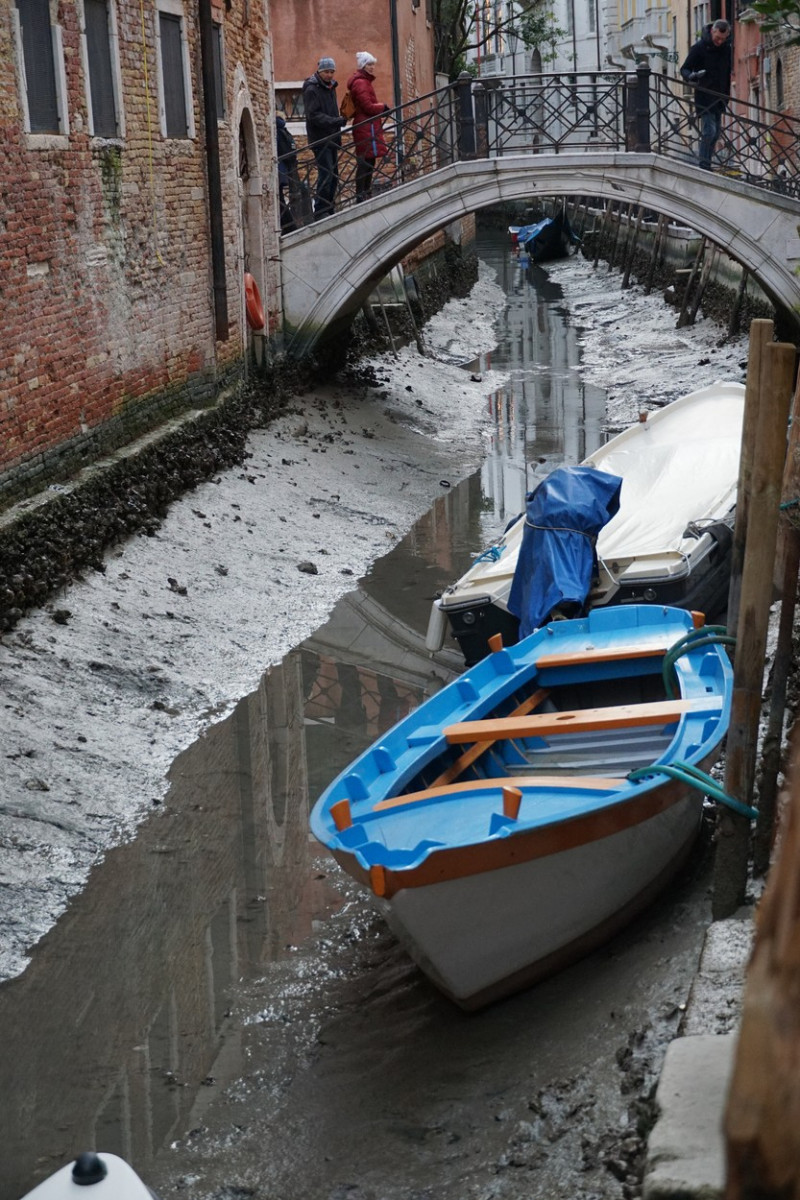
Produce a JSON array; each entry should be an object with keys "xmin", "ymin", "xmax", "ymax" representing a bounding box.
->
[{"xmin": 244, "ymin": 272, "xmax": 265, "ymax": 330}]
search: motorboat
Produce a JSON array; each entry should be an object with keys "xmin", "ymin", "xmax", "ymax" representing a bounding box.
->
[
  {"xmin": 426, "ymin": 381, "xmax": 745, "ymax": 666},
  {"xmin": 310, "ymin": 604, "xmax": 733, "ymax": 1009},
  {"xmin": 19, "ymin": 1152, "xmax": 157, "ymax": 1198}
]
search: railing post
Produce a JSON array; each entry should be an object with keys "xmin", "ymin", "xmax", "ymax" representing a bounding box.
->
[
  {"xmin": 626, "ymin": 62, "xmax": 651, "ymax": 152},
  {"xmin": 455, "ymin": 71, "xmax": 476, "ymax": 159},
  {"xmin": 473, "ymin": 82, "xmax": 490, "ymax": 157}
]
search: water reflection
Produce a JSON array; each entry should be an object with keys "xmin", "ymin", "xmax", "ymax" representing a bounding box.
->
[
  {"xmin": 468, "ymin": 242, "xmax": 607, "ymax": 533},
  {"xmin": 1, "ymin": 231, "xmax": 611, "ymax": 1197}
]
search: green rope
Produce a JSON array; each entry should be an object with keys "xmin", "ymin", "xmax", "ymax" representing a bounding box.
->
[
  {"xmin": 628, "ymin": 761, "xmax": 758, "ymax": 819},
  {"xmin": 662, "ymin": 627, "xmax": 735, "ymax": 697},
  {"xmin": 780, "ymin": 497, "xmax": 800, "ymax": 511}
]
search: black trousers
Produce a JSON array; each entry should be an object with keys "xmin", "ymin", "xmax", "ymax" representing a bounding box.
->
[
  {"xmin": 312, "ymin": 142, "xmax": 339, "ymax": 217},
  {"xmin": 356, "ymin": 156, "xmax": 376, "ymax": 200}
]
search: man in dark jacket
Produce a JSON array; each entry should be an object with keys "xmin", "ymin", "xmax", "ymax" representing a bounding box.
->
[
  {"xmin": 276, "ymin": 111, "xmax": 298, "ymax": 232},
  {"xmin": 680, "ymin": 20, "xmax": 732, "ymax": 170},
  {"xmin": 303, "ymin": 57, "xmax": 347, "ymax": 219}
]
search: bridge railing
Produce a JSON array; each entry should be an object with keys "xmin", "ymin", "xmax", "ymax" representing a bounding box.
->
[
  {"xmin": 279, "ymin": 80, "xmax": 466, "ymax": 231},
  {"xmin": 279, "ymin": 69, "xmax": 800, "ymax": 231},
  {"xmin": 648, "ymin": 71, "xmax": 800, "ymax": 198}
]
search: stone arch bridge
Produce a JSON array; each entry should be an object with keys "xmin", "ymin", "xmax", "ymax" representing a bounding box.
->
[{"xmin": 278, "ymin": 152, "xmax": 800, "ymax": 356}]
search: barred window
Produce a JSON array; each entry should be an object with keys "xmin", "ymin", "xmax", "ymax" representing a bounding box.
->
[{"xmin": 15, "ymin": 0, "xmax": 61, "ymax": 133}]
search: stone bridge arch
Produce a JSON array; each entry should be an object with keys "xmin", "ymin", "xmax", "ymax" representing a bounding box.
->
[{"xmin": 279, "ymin": 151, "xmax": 800, "ymax": 356}]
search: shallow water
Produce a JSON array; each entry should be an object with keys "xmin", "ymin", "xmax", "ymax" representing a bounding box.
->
[{"xmin": 3, "ymin": 232, "xmax": 712, "ymax": 1200}]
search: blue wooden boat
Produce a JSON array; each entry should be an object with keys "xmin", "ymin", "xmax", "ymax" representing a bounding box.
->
[{"xmin": 311, "ymin": 605, "xmax": 732, "ymax": 1010}]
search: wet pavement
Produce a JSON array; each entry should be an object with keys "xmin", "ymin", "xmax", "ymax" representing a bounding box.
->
[{"xmin": 5, "ymin": 233, "xmax": 718, "ymax": 1199}]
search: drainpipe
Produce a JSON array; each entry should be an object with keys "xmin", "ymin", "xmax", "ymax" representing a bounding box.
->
[
  {"xmin": 389, "ymin": 0, "xmax": 402, "ymax": 109},
  {"xmin": 198, "ymin": 0, "xmax": 229, "ymax": 341}
]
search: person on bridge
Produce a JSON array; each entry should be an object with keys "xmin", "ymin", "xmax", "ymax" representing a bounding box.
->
[
  {"xmin": 346, "ymin": 52, "xmax": 391, "ymax": 203},
  {"xmin": 680, "ymin": 19, "xmax": 732, "ymax": 171},
  {"xmin": 303, "ymin": 57, "xmax": 348, "ymax": 220}
]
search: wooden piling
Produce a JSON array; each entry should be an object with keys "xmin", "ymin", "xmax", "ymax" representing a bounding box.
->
[
  {"xmin": 686, "ymin": 242, "xmax": 718, "ymax": 327},
  {"xmin": 727, "ymin": 319, "xmax": 774, "ymax": 638},
  {"xmin": 643, "ymin": 213, "xmax": 665, "ymax": 295},
  {"xmin": 677, "ymin": 236, "xmax": 706, "ymax": 328},
  {"xmin": 713, "ymin": 338, "xmax": 795, "ymax": 919},
  {"xmin": 607, "ymin": 202, "xmax": 630, "ymax": 272},
  {"xmin": 754, "ymin": 366, "xmax": 800, "ymax": 874},
  {"xmin": 621, "ymin": 205, "xmax": 645, "ymax": 290},
  {"xmin": 592, "ymin": 202, "xmax": 613, "ymax": 270},
  {"xmin": 724, "ymin": 723, "xmax": 800, "ymax": 1200},
  {"xmin": 728, "ymin": 268, "xmax": 749, "ymax": 340}
]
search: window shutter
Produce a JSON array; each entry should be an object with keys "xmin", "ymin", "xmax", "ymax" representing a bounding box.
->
[
  {"xmin": 16, "ymin": 0, "xmax": 60, "ymax": 132},
  {"xmin": 85, "ymin": 0, "xmax": 117, "ymax": 136},
  {"xmin": 159, "ymin": 12, "xmax": 188, "ymax": 137}
]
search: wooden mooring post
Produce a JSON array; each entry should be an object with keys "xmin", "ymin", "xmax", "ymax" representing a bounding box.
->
[
  {"xmin": 727, "ymin": 319, "xmax": 774, "ymax": 637},
  {"xmin": 753, "ymin": 368, "xmax": 800, "ymax": 874},
  {"xmin": 643, "ymin": 213, "xmax": 665, "ymax": 295},
  {"xmin": 724, "ymin": 723, "xmax": 800, "ymax": 1199},
  {"xmin": 712, "ymin": 334, "xmax": 796, "ymax": 919}
]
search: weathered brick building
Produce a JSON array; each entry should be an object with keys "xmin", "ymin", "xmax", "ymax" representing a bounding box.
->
[{"xmin": 1, "ymin": 0, "xmax": 281, "ymax": 506}]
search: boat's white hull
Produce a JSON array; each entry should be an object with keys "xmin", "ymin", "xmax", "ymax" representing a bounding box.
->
[
  {"xmin": 373, "ymin": 788, "xmax": 702, "ymax": 1009},
  {"xmin": 20, "ymin": 1153, "xmax": 155, "ymax": 1199}
]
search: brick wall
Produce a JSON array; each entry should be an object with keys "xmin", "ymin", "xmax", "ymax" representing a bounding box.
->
[{"xmin": 0, "ymin": 0, "xmax": 281, "ymax": 508}]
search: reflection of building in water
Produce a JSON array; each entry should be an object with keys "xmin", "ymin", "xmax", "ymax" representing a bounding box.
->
[
  {"xmin": 0, "ymin": 655, "xmax": 324, "ymax": 1197},
  {"xmin": 479, "ymin": 244, "xmax": 607, "ymax": 531}
]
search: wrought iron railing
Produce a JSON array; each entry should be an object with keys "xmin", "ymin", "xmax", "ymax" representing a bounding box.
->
[
  {"xmin": 648, "ymin": 71, "xmax": 800, "ymax": 198},
  {"xmin": 278, "ymin": 68, "xmax": 800, "ymax": 231},
  {"xmin": 279, "ymin": 81, "xmax": 462, "ymax": 231}
]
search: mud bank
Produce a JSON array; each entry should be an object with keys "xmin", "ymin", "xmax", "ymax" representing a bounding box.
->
[
  {"xmin": 0, "ymin": 250, "xmax": 480, "ymax": 634},
  {"xmin": 0, "ymin": 265, "xmax": 506, "ymax": 984}
]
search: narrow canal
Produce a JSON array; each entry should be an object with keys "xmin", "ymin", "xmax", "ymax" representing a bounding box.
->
[{"xmin": 4, "ymin": 232, "xmax": 715, "ymax": 1200}]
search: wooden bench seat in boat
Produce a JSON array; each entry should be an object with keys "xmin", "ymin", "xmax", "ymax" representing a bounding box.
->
[
  {"xmin": 372, "ymin": 775, "xmax": 628, "ymax": 812},
  {"xmin": 533, "ymin": 642, "xmax": 670, "ymax": 669},
  {"xmin": 444, "ymin": 696, "xmax": 722, "ymax": 745}
]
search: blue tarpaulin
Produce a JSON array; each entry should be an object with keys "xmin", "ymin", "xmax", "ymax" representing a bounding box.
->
[
  {"xmin": 508, "ymin": 465, "xmax": 622, "ymax": 638},
  {"xmin": 514, "ymin": 211, "xmax": 581, "ymax": 262}
]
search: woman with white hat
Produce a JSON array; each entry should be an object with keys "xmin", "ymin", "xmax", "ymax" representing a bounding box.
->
[{"xmin": 346, "ymin": 52, "xmax": 391, "ymax": 202}]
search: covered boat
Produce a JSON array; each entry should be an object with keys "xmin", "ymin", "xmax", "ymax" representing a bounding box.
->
[
  {"xmin": 311, "ymin": 605, "xmax": 733, "ymax": 1009},
  {"xmin": 427, "ymin": 381, "xmax": 745, "ymax": 666},
  {"xmin": 510, "ymin": 209, "xmax": 581, "ymax": 262}
]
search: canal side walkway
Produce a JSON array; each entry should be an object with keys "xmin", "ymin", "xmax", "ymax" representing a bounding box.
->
[{"xmin": 643, "ymin": 907, "xmax": 756, "ymax": 1199}]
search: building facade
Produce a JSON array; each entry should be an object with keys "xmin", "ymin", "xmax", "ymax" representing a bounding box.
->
[{"xmin": 1, "ymin": 0, "xmax": 281, "ymax": 504}]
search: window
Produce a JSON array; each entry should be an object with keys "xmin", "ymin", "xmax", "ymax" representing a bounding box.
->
[
  {"xmin": 212, "ymin": 22, "xmax": 225, "ymax": 120},
  {"xmin": 776, "ymin": 59, "xmax": 784, "ymax": 109},
  {"xmin": 83, "ymin": 0, "xmax": 120, "ymax": 137},
  {"xmin": 156, "ymin": 0, "xmax": 194, "ymax": 138},
  {"xmin": 275, "ymin": 84, "xmax": 305, "ymax": 121},
  {"xmin": 14, "ymin": 0, "xmax": 65, "ymax": 133}
]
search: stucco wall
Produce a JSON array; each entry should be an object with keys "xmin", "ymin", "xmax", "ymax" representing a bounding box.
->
[{"xmin": 272, "ymin": 0, "xmax": 436, "ymax": 111}]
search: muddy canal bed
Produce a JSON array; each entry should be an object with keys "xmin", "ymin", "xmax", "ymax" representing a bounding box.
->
[{"xmin": 1, "ymin": 235, "xmax": 750, "ymax": 1199}]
